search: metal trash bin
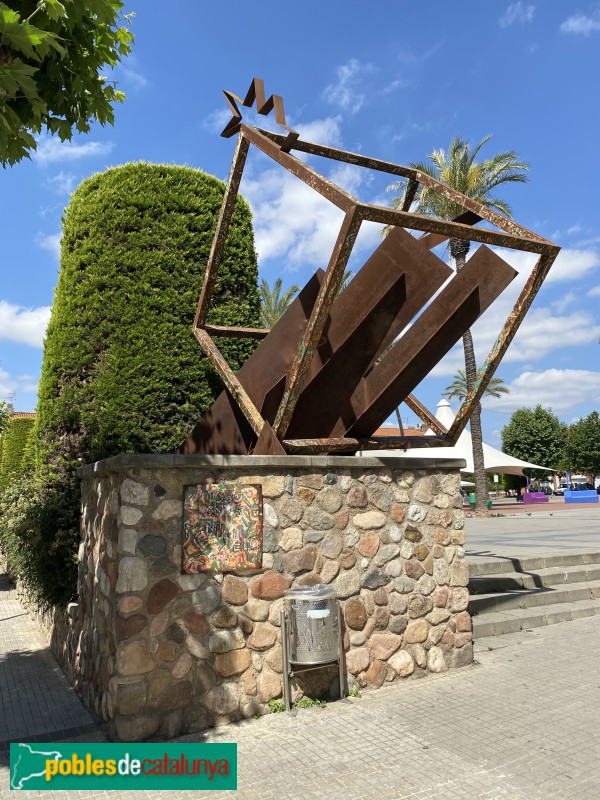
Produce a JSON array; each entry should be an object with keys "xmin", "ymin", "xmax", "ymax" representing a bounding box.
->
[
  {"xmin": 280, "ymin": 584, "xmax": 345, "ymax": 713},
  {"xmin": 285, "ymin": 585, "xmax": 339, "ymax": 664}
]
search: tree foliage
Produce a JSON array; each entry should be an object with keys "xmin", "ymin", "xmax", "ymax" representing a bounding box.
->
[
  {"xmin": 0, "ymin": 0, "xmax": 133, "ymax": 166},
  {"xmin": 565, "ymin": 411, "xmax": 600, "ymax": 479},
  {"xmin": 443, "ymin": 370, "xmax": 509, "ymax": 402},
  {"xmin": 387, "ymin": 135, "xmax": 529, "ymax": 226},
  {"xmin": 10, "ymin": 162, "xmax": 260, "ymax": 606},
  {"xmin": 0, "ymin": 415, "xmax": 35, "ymax": 487},
  {"xmin": 36, "ymin": 162, "xmax": 260, "ymax": 477},
  {"xmin": 387, "ymin": 135, "xmax": 529, "ymax": 513},
  {"xmin": 259, "ymin": 278, "xmax": 300, "ymax": 328},
  {"xmin": 501, "ymin": 406, "xmax": 566, "ymax": 479},
  {"xmin": 0, "ymin": 475, "xmax": 80, "ymax": 606}
]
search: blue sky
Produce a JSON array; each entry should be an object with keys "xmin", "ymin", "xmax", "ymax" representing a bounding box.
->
[{"xmin": 1, "ymin": 0, "xmax": 600, "ymax": 446}]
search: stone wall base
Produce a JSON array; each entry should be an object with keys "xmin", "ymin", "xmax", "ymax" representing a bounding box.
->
[{"xmin": 72, "ymin": 454, "xmax": 470, "ymax": 740}]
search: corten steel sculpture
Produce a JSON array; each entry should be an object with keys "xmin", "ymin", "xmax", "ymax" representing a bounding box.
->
[{"xmin": 181, "ymin": 78, "xmax": 560, "ymax": 457}]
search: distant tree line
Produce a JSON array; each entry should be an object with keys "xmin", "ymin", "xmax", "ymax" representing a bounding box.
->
[{"xmin": 501, "ymin": 405, "xmax": 600, "ymax": 483}]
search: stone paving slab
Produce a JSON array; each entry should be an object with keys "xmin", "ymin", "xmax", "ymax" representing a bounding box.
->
[
  {"xmin": 0, "ymin": 573, "xmax": 99, "ymax": 755},
  {"xmin": 2, "ymin": 598, "xmax": 600, "ymax": 798},
  {"xmin": 465, "ymin": 507, "xmax": 600, "ymax": 563}
]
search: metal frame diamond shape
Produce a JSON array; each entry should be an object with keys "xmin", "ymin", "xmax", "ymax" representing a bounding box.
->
[{"xmin": 190, "ymin": 78, "xmax": 560, "ymax": 456}]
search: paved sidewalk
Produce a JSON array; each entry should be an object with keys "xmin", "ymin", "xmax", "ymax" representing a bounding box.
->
[
  {"xmin": 1, "ymin": 562, "xmax": 600, "ymax": 798},
  {"xmin": 0, "ymin": 571, "xmax": 100, "ymax": 756}
]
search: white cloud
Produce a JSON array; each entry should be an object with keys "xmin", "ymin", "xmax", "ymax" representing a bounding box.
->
[
  {"xmin": 242, "ymin": 153, "xmax": 383, "ymax": 271},
  {"xmin": 34, "ymin": 136, "xmax": 114, "ymax": 165},
  {"xmin": 322, "ymin": 59, "xmax": 373, "ymax": 114},
  {"xmin": 588, "ymin": 285, "xmax": 600, "ymax": 297},
  {"xmin": 0, "ymin": 300, "xmax": 51, "ymax": 347},
  {"xmin": 121, "ymin": 66, "xmax": 148, "ymax": 90},
  {"xmin": 505, "ymin": 307, "xmax": 600, "ymax": 361},
  {"xmin": 0, "ymin": 368, "xmax": 39, "ymax": 404},
  {"xmin": 499, "ymin": 2, "xmax": 535, "ymax": 27},
  {"xmin": 380, "ymin": 78, "xmax": 410, "ymax": 95},
  {"xmin": 551, "ymin": 290, "xmax": 577, "ymax": 313},
  {"xmin": 295, "ymin": 116, "xmax": 342, "ymax": 147},
  {"xmin": 486, "ymin": 369, "xmax": 600, "ymax": 412},
  {"xmin": 35, "ymin": 231, "xmax": 61, "ymax": 260},
  {"xmin": 491, "ymin": 246, "xmax": 600, "ymax": 284},
  {"xmin": 44, "ymin": 171, "xmax": 77, "ymax": 194},
  {"xmin": 560, "ymin": 10, "xmax": 600, "ymax": 35},
  {"xmin": 202, "ymin": 107, "xmax": 233, "ymax": 134},
  {"xmin": 422, "ymin": 244, "xmax": 600, "ymax": 377}
]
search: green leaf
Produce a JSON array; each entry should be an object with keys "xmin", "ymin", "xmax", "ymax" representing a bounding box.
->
[
  {"xmin": 0, "ymin": 16, "xmax": 46, "ymax": 61},
  {"xmin": 0, "ymin": 59, "xmax": 40, "ymax": 102},
  {"xmin": 43, "ymin": 0, "xmax": 68, "ymax": 21}
]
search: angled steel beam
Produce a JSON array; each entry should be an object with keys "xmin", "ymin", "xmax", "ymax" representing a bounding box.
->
[
  {"xmin": 338, "ymin": 246, "xmax": 518, "ymax": 439},
  {"xmin": 449, "ymin": 249, "xmax": 559, "ymax": 439},
  {"xmin": 241, "ymin": 125, "xmax": 356, "ymax": 213},
  {"xmin": 193, "ymin": 329, "xmax": 265, "ymax": 437},
  {"xmin": 181, "ymin": 272, "xmax": 325, "ymax": 455},
  {"xmin": 285, "ymin": 226, "xmax": 452, "ymax": 439},
  {"xmin": 194, "ymin": 133, "xmax": 250, "ymax": 328},
  {"xmin": 282, "ymin": 435, "xmax": 453, "ymax": 455},
  {"xmin": 418, "ymin": 210, "xmax": 482, "ymax": 250},
  {"xmin": 404, "ymin": 395, "xmax": 448, "ymax": 436},
  {"xmin": 273, "ymin": 207, "xmax": 363, "ymax": 438},
  {"xmin": 356, "ymin": 203, "xmax": 554, "ymax": 255},
  {"xmin": 258, "ymin": 129, "xmax": 549, "ymax": 247},
  {"xmin": 221, "ymin": 78, "xmax": 299, "ymax": 152}
]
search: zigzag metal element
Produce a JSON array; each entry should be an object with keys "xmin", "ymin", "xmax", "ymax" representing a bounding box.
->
[{"xmin": 220, "ymin": 77, "xmax": 299, "ymax": 152}]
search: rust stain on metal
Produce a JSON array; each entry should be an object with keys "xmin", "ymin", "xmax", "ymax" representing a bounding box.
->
[{"xmin": 204, "ymin": 324, "xmax": 270, "ymax": 339}]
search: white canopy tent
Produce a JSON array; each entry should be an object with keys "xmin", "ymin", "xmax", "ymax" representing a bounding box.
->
[{"xmin": 365, "ymin": 399, "xmax": 554, "ymax": 476}]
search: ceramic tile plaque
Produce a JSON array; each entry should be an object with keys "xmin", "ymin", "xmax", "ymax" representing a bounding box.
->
[{"xmin": 182, "ymin": 482, "xmax": 263, "ymax": 573}]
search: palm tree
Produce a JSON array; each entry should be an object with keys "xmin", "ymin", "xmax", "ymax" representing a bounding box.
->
[
  {"xmin": 443, "ymin": 370, "xmax": 509, "ymax": 402},
  {"xmin": 260, "ymin": 270, "xmax": 354, "ymax": 329},
  {"xmin": 387, "ymin": 135, "xmax": 528, "ymax": 513},
  {"xmin": 259, "ymin": 278, "xmax": 300, "ymax": 328}
]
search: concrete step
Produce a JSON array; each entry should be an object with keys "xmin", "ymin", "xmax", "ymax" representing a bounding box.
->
[
  {"xmin": 472, "ymin": 597, "xmax": 600, "ymax": 638},
  {"xmin": 469, "ymin": 579, "xmax": 600, "ymax": 615},
  {"xmin": 469, "ymin": 564, "xmax": 600, "ymax": 593},
  {"xmin": 467, "ymin": 551, "xmax": 600, "ymax": 578}
]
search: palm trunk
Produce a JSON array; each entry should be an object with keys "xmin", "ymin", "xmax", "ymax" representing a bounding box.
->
[{"xmin": 451, "ymin": 238, "xmax": 489, "ymax": 515}]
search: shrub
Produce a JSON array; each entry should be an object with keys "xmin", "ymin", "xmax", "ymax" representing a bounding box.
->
[
  {"xmin": 0, "ymin": 476, "xmax": 80, "ymax": 606},
  {"xmin": 14, "ymin": 162, "xmax": 260, "ymax": 606},
  {"xmin": 36, "ymin": 162, "xmax": 260, "ymax": 478},
  {"xmin": 0, "ymin": 416, "xmax": 35, "ymax": 488}
]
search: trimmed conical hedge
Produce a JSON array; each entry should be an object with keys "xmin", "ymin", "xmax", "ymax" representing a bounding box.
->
[{"xmin": 36, "ymin": 162, "xmax": 260, "ymax": 476}]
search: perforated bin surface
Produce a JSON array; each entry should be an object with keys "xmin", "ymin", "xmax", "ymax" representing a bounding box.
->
[{"xmin": 288, "ymin": 595, "xmax": 339, "ymax": 664}]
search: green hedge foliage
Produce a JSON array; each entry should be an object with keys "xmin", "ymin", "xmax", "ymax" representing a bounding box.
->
[
  {"xmin": 2, "ymin": 163, "xmax": 259, "ymax": 606},
  {"xmin": 0, "ymin": 416, "xmax": 35, "ymax": 488},
  {"xmin": 0, "ymin": 476, "xmax": 80, "ymax": 607},
  {"xmin": 36, "ymin": 162, "xmax": 260, "ymax": 478}
]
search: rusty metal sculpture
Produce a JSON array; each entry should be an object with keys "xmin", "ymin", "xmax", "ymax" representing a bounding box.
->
[{"xmin": 181, "ymin": 77, "xmax": 560, "ymax": 457}]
